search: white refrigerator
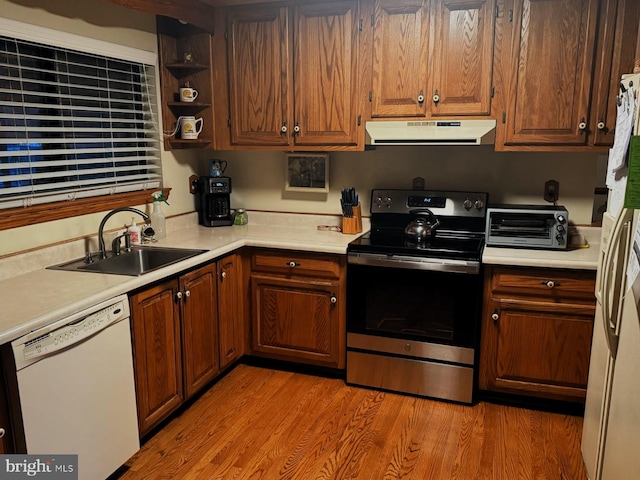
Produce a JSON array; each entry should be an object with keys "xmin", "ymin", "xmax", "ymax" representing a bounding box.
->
[{"xmin": 581, "ymin": 73, "xmax": 640, "ymax": 480}]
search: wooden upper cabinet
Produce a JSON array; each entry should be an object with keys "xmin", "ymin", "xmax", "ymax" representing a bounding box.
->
[
  {"xmin": 590, "ymin": 0, "xmax": 640, "ymax": 146},
  {"xmin": 369, "ymin": 0, "xmax": 495, "ymax": 119},
  {"xmin": 429, "ymin": 0, "xmax": 495, "ymax": 116},
  {"xmin": 224, "ymin": 1, "xmax": 361, "ymax": 149},
  {"xmin": 500, "ymin": 0, "xmax": 599, "ymax": 146},
  {"xmin": 293, "ymin": 1, "xmax": 360, "ymax": 146},
  {"xmin": 226, "ymin": 6, "xmax": 290, "ymax": 146},
  {"xmin": 371, "ymin": 0, "xmax": 430, "ymax": 117}
]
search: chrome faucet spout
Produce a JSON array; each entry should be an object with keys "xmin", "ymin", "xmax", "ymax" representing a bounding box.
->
[{"xmin": 98, "ymin": 207, "xmax": 149, "ymax": 259}]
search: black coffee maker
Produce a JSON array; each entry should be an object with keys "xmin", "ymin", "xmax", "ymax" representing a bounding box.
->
[{"xmin": 195, "ymin": 176, "xmax": 233, "ymax": 227}]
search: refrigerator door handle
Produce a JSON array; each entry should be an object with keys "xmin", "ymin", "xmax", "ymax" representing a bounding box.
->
[{"xmin": 601, "ymin": 208, "xmax": 633, "ymax": 358}]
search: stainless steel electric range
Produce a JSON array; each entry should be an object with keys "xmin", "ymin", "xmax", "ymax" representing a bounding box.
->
[{"xmin": 346, "ymin": 189, "xmax": 488, "ymax": 404}]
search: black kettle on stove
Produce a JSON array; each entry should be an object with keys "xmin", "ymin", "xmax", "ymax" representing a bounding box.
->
[{"xmin": 404, "ymin": 209, "xmax": 440, "ymax": 242}]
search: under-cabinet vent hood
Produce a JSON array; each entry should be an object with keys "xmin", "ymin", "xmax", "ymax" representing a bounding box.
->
[{"xmin": 365, "ymin": 120, "xmax": 496, "ymax": 146}]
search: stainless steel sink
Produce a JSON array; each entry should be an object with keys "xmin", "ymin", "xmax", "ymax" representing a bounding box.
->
[{"xmin": 48, "ymin": 246, "xmax": 208, "ymax": 276}]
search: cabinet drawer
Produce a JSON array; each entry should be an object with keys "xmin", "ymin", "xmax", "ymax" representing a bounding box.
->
[
  {"xmin": 489, "ymin": 267, "xmax": 596, "ymax": 302},
  {"xmin": 251, "ymin": 250, "xmax": 342, "ymax": 279}
]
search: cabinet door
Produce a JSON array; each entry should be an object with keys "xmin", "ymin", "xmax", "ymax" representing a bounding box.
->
[
  {"xmin": 218, "ymin": 254, "xmax": 244, "ymax": 370},
  {"xmin": 371, "ymin": 0, "xmax": 429, "ymax": 117},
  {"xmin": 482, "ymin": 299, "xmax": 594, "ymax": 401},
  {"xmin": 429, "ymin": 0, "xmax": 495, "ymax": 116},
  {"xmin": 590, "ymin": 0, "xmax": 640, "ymax": 146},
  {"xmin": 251, "ymin": 274, "xmax": 341, "ymax": 367},
  {"xmin": 501, "ymin": 0, "xmax": 599, "ymax": 146},
  {"xmin": 226, "ymin": 6, "xmax": 291, "ymax": 146},
  {"xmin": 130, "ymin": 280, "xmax": 183, "ymax": 436},
  {"xmin": 0, "ymin": 368, "xmax": 12, "ymax": 453},
  {"xmin": 180, "ymin": 264, "xmax": 219, "ymax": 399},
  {"xmin": 293, "ymin": 1, "xmax": 360, "ymax": 146}
]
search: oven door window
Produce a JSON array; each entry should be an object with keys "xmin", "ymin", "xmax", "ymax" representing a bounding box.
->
[{"xmin": 348, "ymin": 263, "xmax": 481, "ymax": 348}]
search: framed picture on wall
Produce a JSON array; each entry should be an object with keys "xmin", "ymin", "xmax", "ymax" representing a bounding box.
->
[{"xmin": 284, "ymin": 153, "xmax": 330, "ymax": 193}]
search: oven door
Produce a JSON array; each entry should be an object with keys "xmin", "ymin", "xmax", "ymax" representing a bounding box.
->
[
  {"xmin": 346, "ymin": 254, "xmax": 482, "ymax": 349},
  {"xmin": 346, "ymin": 253, "xmax": 483, "ymax": 403}
]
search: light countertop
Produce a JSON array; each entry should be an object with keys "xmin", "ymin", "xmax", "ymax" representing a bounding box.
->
[
  {"xmin": 0, "ymin": 212, "xmax": 360, "ymax": 346},
  {"xmin": 0, "ymin": 215, "xmax": 601, "ymax": 346}
]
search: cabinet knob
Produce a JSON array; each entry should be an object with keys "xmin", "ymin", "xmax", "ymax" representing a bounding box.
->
[
  {"xmin": 0, "ymin": 427, "xmax": 5, "ymax": 438},
  {"xmin": 176, "ymin": 291, "xmax": 183, "ymax": 300},
  {"xmin": 433, "ymin": 90, "xmax": 440, "ymax": 104},
  {"xmin": 330, "ymin": 295, "xmax": 337, "ymax": 304},
  {"xmin": 578, "ymin": 118, "xmax": 587, "ymax": 131},
  {"xmin": 221, "ymin": 271, "xmax": 227, "ymax": 280},
  {"xmin": 417, "ymin": 90, "xmax": 425, "ymax": 103},
  {"xmin": 597, "ymin": 120, "xmax": 606, "ymax": 130},
  {"xmin": 184, "ymin": 290, "xmax": 191, "ymax": 298},
  {"xmin": 281, "ymin": 122, "xmax": 288, "ymax": 134},
  {"xmin": 541, "ymin": 280, "xmax": 560, "ymax": 288},
  {"xmin": 287, "ymin": 261, "xmax": 299, "ymax": 267},
  {"xmin": 491, "ymin": 311, "xmax": 499, "ymax": 323},
  {"xmin": 293, "ymin": 122, "xmax": 300, "ymax": 134}
]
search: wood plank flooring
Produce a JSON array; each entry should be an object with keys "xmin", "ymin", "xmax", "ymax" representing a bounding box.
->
[{"xmin": 115, "ymin": 364, "xmax": 587, "ymax": 480}]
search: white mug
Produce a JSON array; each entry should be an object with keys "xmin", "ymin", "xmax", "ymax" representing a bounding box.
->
[
  {"xmin": 180, "ymin": 116, "xmax": 203, "ymax": 139},
  {"xmin": 179, "ymin": 87, "xmax": 198, "ymax": 102}
]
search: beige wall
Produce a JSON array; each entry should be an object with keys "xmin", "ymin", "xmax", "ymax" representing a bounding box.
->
[
  {"xmin": 0, "ymin": 0, "xmax": 602, "ymax": 259},
  {"xmin": 205, "ymin": 148, "xmax": 601, "ymax": 225},
  {"xmin": 0, "ymin": 0, "xmax": 203, "ymax": 256}
]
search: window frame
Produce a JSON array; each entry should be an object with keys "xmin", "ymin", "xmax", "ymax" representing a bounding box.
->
[{"xmin": 0, "ymin": 17, "xmax": 162, "ymax": 231}]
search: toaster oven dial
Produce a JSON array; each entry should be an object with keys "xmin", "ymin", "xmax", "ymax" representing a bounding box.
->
[
  {"xmin": 556, "ymin": 224, "xmax": 565, "ymax": 233},
  {"xmin": 557, "ymin": 215, "xmax": 566, "ymax": 224}
]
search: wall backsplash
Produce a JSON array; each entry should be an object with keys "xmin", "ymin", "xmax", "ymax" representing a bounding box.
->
[{"xmin": 205, "ymin": 147, "xmax": 600, "ymax": 225}]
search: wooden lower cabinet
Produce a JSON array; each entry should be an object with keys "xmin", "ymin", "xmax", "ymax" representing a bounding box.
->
[
  {"xmin": 130, "ymin": 255, "xmax": 243, "ymax": 437},
  {"xmin": 250, "ymin": 250, "xmax": 346, "ymax": 369},
  {"xmin": 479, "ymin": 266, "xmax": 596, "ymax": 402},
  {"xmin": 180, "ymin": 265, "xmax": 220, "ymax": 399},
  {"xmin": 130, "ymin": 278, "xmax": 184, "ymax": 437},
  {"xmin": 0, "ymin": 369, "xmax": 13, "ymax": 453},
  {"xmin": 218, "ymin": 253, "xmax": 244, "ymax": 370}
]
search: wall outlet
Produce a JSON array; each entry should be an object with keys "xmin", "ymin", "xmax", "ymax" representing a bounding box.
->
[{"xmin": 544, "ymin": 179, "xmax": 559, "ymax": 203}]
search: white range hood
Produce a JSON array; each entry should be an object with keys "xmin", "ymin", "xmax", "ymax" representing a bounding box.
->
[{"xmin": 365, "ymin": 119, "xmax": 496, "ymax": 146}]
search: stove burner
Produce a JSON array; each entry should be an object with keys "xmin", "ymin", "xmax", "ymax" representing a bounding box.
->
[{"xmin": 348, "ymin": 189, "xmax": 488, "ymax": 263}]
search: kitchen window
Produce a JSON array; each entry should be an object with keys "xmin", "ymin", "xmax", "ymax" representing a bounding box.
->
[{"xmin": 0, "ymin": 19, "xmax": 160, "ymax": 230}]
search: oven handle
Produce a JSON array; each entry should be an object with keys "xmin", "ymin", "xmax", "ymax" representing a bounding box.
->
[{"xmin": 347, "ymin": 252, "xmax": 480, "ymax": 274}]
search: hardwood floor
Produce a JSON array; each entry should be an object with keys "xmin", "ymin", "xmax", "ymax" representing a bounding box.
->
[{"xmin": 116, "ymin": 364, "xmax": 587, "ymax": 480}]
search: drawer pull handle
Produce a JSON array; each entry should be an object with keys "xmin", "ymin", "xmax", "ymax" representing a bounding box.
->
[
  {"xmin": 287, "ymin": 261, "xmax": 299, "ymax": 267},
  {"xmin": 541, "ymin": 280, "xmax": 560, "ymax": 288}
]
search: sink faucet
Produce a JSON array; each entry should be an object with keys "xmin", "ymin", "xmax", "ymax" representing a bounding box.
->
[{"xmin": 98, "ymin": 207, "xmax": 149, "ymax": 259}]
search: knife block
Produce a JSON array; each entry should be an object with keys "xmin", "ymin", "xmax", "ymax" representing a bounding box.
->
[{"xmin": 342, "ymin": 204, "xmax": 362, "ymax": 235}]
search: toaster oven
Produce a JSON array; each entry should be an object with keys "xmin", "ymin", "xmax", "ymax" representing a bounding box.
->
[{"xmin": 485, "ymin": 205, "xmax": 569, "ymax": 250}]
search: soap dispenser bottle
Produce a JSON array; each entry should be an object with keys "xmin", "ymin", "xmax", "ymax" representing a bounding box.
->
[
  {"xmin": 128, "ymin": 218, "xmax": 141, "ymax": 245},
  {"xmin": 151, "ymin": 191, "xmax": 167, "ymax": 239}
]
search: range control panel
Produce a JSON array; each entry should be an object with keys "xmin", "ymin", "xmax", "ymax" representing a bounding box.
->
[{"xmin": 371, "ymin": 189, "xmax": 488, "ymax": 218}]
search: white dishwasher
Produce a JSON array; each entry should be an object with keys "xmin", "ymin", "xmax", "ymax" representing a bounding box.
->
[{"xmin": 11, "ymin": 294, "xmax": 140, "ymax": 480}]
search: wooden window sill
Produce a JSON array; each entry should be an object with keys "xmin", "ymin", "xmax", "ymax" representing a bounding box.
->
[{"xmin": 0, "ymin": 188, "xmax": 171, "ymax": 231}]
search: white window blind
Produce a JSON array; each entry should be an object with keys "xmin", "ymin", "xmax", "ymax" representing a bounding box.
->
[{"xmin": 0, "ymin": 34, "xmax": 161, "ymax": 210}]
